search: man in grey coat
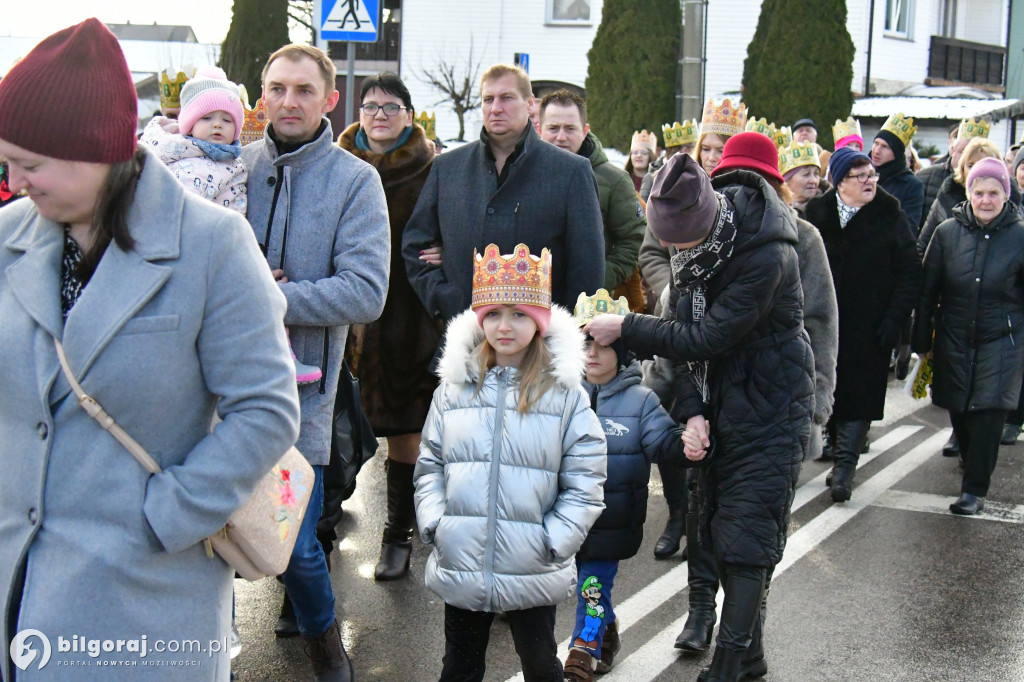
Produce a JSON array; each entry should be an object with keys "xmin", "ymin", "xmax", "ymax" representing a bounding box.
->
[
  {"xmin": 242, "ymin": 44, "xmax": 390, "ymax": 682},
  {"xmin": 403, "ymin": 64, "xmax": 604, "ymax": 323}
]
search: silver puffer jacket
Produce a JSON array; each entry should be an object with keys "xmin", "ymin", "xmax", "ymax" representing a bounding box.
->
[{"xmin": 414, "ymin": 305, "xmax": 607, "ymax": 612}]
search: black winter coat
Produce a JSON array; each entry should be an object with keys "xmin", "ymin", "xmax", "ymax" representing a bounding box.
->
[
  {"xmin": 805, "ymin": 187, "xmax": 922, "ymax": 421},
  {"xmin": 919, "ymin": 176, "xmax": 1022, "ymax": 258},
  {"xmin": 912, "ymin": 203, "xmax": 1024, "ymax": 413},
  {"xmin": 620, "ymin": 170, "xmax": 814, "ymax": 569},
  {"xmin": 916, "ymin": 156, "xmax": 952, "ymax": 230},
  {"xmin": 577, "ymin": 362, "xmax": 690, "ymax": 562},
  {"xmin": 877, "ymin": 157, "xmax": 925, "ymax": 228}
]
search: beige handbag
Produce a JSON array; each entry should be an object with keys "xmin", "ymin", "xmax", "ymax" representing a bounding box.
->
[{"xmin": 54, "ymin": 338, "xmax": 313, "ymax": 581}]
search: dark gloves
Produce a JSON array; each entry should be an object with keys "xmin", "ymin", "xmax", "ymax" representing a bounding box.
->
[{"xmin": 877, "ymin": 318, "xmax": 902, "ymax": 351}]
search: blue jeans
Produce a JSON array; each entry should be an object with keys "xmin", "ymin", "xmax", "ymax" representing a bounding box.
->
[
  {"xmin": 281, "ymin": 464, "xmax": 336, "ymax": 637},
  {"xmin": 571, "ymin": 559, "xmax": 618, "ymax": 658}
]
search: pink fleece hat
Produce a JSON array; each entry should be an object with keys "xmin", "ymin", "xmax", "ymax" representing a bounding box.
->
[
  {"xmin": 177, "ymin": 66, "xmax": 244, "ymax": 141},
  {"xmin": 834, "ymin": 134, "xmax": 864, "ymax": 151},
  {"xmin": 475, "ymin": 304, "xmax": 551, "ymax": 337},
  {"xmin": 966, "ymin": 157, "xmax": 1011, "ymax": 197}
]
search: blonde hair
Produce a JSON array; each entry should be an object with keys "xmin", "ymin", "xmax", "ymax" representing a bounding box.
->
[
  {"xmin": 694, "ymin": 132, "xmax": 732, "ymax": 170},
  {"xmin": 262, "ymin": 44, "xmax": 337, "ymax": 95},
  {"xmin": 480, "ymin": 64, "xmax": 532, "ymax": 99},
  {"xmin": 473, "ymin": 334, "xmax": 555, "ymax": 413},
  {"xmin": 955, "ymin": 137, "xmax": 1001, "ymax": 185}
]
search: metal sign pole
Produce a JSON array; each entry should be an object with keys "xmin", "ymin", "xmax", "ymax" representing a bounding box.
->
[{"xmin": 345, "ymin": 42, "xmax": 356, "ymax": 128}]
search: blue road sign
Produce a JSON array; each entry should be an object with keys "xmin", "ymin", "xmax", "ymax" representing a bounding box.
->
[
  {"xmin": 514, "ymin": 52, "xmax": 530, "ymax": 74},
  {"xmin": 321, "ymin": 0, "xmax": 380, "ymax": 42}
]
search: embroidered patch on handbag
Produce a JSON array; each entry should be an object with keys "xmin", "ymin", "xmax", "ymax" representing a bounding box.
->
[{"xmin": 268, "ymin": 466, "xmax": 307, "ymax": 541}]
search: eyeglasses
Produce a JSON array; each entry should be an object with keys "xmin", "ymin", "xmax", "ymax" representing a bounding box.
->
[
  {"xmin": 847, "ymin": 171, "xmax": 879, "ymax": 184},
  {"xmin": 360, "ymin": 103, "xmax": 407, "ymax": 117}
]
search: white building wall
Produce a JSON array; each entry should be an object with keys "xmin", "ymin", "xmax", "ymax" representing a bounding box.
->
[
  {"xmin": 959, "ymin": 0, "xmax": 1007, "ymax": 45},
  {"xmin": 703, "ymin": 0, "xmax": 760, "ymax": 99}
]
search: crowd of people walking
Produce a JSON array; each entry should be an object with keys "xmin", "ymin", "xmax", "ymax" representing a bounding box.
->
[{"xmin": 2, "ymin": 17, "xmax": 1023, "ymax": 682}]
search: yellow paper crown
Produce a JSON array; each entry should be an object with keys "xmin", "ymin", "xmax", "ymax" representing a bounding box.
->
[
  {"xmin": 881, "ymin": 113, "xmax": 917, "ymax": 147},
  {"xmin": 416, "ymin": 111, "xmax": 436, "ymax": 140},
  {"xmin": 701, "ymin": 98, "xmax": 747, "ymax": 138},
  {"xmin": 573, "ymin": 289, "xmax": 631, "ymax": 327},
  {"xmin": 745, "ymin": 117, "xmax": 776, "ymax": 138},
  {"xmin": 772, "ymin": 126, "xmax": 792, "ymax": 148},
  {"xmin": 778, "ymin": 140, "xmax": 822, "ymax": 176},
  {"xmin": 158, "ymin": 66, "xmax": 195, "ymax": 110},
  {"xmin": 239, "ymin": 98, "xmax": 269, "ymax": 146},
  {"xmin": 472, "ymin": 243, "xmax": 552, "ymax": 311},
  {"xmin": 832, "ymin": 117, "xmax": 862, "ymax": 144},
  {"xmin": 957, "ymin": 117, "xmax": 991, "ymax": 141},
  {"xmin": 662, "ymin": 120, "xmax": 699, "ymax": 148},
  {"xmin": 631, "ymin": 129, "xmax": 658, "ymax": 154}
]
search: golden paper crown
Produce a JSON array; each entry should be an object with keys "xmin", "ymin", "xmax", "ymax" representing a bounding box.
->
[
  {"xmin": 472, "ymin": 243, "xmax": 552, "ymax": 310},
  {"xmin": 772, "ymin": 126, "xmax": 792, "ymax": 148},
  {"xmin": 881, "ymin": 113, "xmax": 917, "ymax": 147},
  {"xmin": 573, "ymin": 289, "xmax": 631, "ymax": 327},
  {"xmin": 631, "ymin": 129, "xmax": 658, "ymax": 154},
  {"xmin": 662, "ymin": 120, "xmax": 699, "ymax": 148},
  {"xmin": 745, "ymin": 117, "xmax": 776, "ymax": 138},
  {"xmin": 957, "ymin": 117, "xmax": 991, "ymax": 141},
  {"xmin": 701, "ymin": 98, "xmax": 747, "ymax": 138},
  {"xmin": 416, "ymin": 111, "xmax": 436, "ymax": 140},
  {"xmin": 778, "ymin": 140, "xmax": 822, "ymax": 176},
  {"xmin": 239, "ymin": 98, "xmax": 269, "ymax": 146},
  {"xmin": 832, "ymin": 117, "xmax": 862, "ymax": 144},
  {"xmin": 158, "ymin": 66, "xmax": 195, "ymax": 110},
  {"xmin": 238, "ymin": 84, "xmax": 252, "ymax": 110}
]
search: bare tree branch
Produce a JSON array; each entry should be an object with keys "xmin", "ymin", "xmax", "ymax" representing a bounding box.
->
[{"xmin": 416, "ymin": 38, "xmax": 484, "ymax": 141}]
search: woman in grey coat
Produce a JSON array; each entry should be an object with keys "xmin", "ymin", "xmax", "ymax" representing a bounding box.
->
[{"xmin": 0, "ymin": 21, "xmax": 299, "ymax": 681}]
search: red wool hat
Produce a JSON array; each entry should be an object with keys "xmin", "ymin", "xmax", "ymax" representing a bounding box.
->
[
  {"xmin": 0, "ymin": 18, "xmax": 137, "ymax": 163},
  {"xmin": 710, "ymin": 131, "xmax": 785, "ymax": 183}
]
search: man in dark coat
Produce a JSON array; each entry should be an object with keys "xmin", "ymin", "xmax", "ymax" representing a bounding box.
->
[
  {"xmin": 915, "ymin": 123, "xmax": 960, "ymax": 230},
  {"xmin": 805, "ymin": 148, "xmax": 922, "ymax": 503},
  {"xmin": 403, "ymin": 64, "xmax": 604, "ymax": 323},
  {"xmin": 871, "ymin": 114, "xmax": 926, "ymax": 228}
]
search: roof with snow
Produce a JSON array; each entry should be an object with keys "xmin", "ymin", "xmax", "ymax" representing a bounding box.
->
[
  {"xmin": 106, "ymin": 23, "xmax": 198, "ymax": 43},
  {"xmin": 852, "ymin": 97, "xmax": 1023, "ymax": 122}
]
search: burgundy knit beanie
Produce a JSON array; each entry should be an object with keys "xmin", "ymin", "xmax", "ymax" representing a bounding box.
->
[{"xmin": 0, "ymin": 18, "xmax": 137, "ymax": 163}]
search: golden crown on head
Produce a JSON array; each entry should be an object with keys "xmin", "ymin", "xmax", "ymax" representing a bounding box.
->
[
  {"xmin": 772, "ymin": 126, "xmax": 792, "ymax": 148},
  {"xmin": 416, "ymin": 111, "xmax": 436, "ymax": 140},
  {"xmin": 778, "ymin": 140, "xmax": 822, "ymax": 176},
  {"xmin": 239, "ymin": 98, "xmax": 269, "ymax": 146},
  {"xmin": 158, "ymin": 65, "xmax": 196, "ymax": 110},
  {"xmin": 631, "ymin": 129, "xmax": 658, "ymax": 154},
  {"xmin": 881, "ymin": 112, "xmax": 918, "ymax": 147},
  {"xmin": 745, "ymin": 116, "xmax": 776, "ymax": 138},
  {"xmin": 957, "ymin": 117, "xmax": 991, "ymax": 141},
  {"xmin": 472, "ymin": 243, "xmax": 552, "ymax": 311},
  {"xmin": 573, "ymin": 289, "xmax": 631, "ymax": 327},
  {"xmin": 701, "ymin": 98, "xmax": 747, "ymax": 138},
  {"xmin": 662, "ymin": 120, "xmax": 699, "ymax": 148},
  {"xmin": 832, "ymin": 116, "xmax": 862, "ymax": 143}
]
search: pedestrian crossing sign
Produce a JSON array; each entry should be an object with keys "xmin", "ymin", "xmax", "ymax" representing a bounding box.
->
[{"xmin": 320, "ymin": 0, "xmax": 380, "ymax": 42}]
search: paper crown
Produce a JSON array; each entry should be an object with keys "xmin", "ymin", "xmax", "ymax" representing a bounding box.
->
[
  {"xmin": 745, "ymin": 117, "xmax": 776, "ymax": 138},
  {"xmin": 832, "ymin": 117, "xmax": 862, "ymax": 143},
  {"xmin": 772, "ymin": 126, "xmax": 792, "ymax": 148},
  {"xmin": 701, "ymin": 98, "xmax": 747, "ymax": 138},
  {"xmin": 957, "ymin": 117, "xmax": 991, "ymax": 141},
  {"xmin": 778, "ymin": 140, "xmax": 822, "ymax": 176},
  {"xmin": 239, "ymin": 98, "xmax": 269, "ymax": 146},
  {"xmin": 472, "ymin": 243, "xmax": 552, "ymax": 310},
  {"xmin": 631, "ymin": 129, "xmax": 658, "ymax": 154},
  {"xmin": 573, "ymin": 289, "xmax": 631, "ymax": 327},
  {"xmin": 159, "ymin": 65, "xmax": 196, "ymax": 110},
  {"xmin": 881, "ymin": 113, "xmax": 917, "ymax": 147},
  {"xmin": 663, "ymin": 120, "xmax": 699, "ymax": 148},
  {"xmin": 416, "ymin": 111, "xmax": 436, "ymax": 140}
]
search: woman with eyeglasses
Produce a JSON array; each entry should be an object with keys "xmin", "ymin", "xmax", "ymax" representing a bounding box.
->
[
  {"xmin": 804, "ymin": 147, "xmax": 922, "ymax": 503},
  {"xmin": 336, "ymin": 72, "xmax": 441, "ymax": 581}
]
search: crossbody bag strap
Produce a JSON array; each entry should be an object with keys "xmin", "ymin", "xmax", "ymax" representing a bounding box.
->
[{"xmin": 53, "ymin": 338, "xmax": 163, "ymax": 476}]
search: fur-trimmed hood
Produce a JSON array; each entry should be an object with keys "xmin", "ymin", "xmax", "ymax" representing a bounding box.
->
[{"xmin": 437, "ymin": 305, "xmax": 585, "ymax": 389}]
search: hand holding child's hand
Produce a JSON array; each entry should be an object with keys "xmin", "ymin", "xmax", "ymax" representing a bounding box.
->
[{"xmin": 682, "ymin": 415, "xmax": 711, "ymax": 461}]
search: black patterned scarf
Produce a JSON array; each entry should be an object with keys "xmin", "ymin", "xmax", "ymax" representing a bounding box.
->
[{"xmin": 60, "ymin": 228, "xmax": 85, "ymax": 321}]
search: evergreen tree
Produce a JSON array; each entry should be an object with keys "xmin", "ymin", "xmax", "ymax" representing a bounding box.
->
[
  {"xmin": 741, "ymin": 0, "xmax": 854, "ymax": 149},
  {"xmin": 220, "ymin": 0, "xmax": 291, "ymax": 103},
  {"xmin": 586, "ymin": 0, "xmax": 681, "ymax": 153}
]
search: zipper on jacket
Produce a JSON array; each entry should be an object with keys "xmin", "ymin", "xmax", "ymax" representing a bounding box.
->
[
  {"xmin": 1010, "ymin": 315, "xmax": 1015, "ymax": 346},
  {"xmin": 590, "ymin": 383, "xmax": 600, "ymax": 412},
  {"xmin": 483, "ymin": 369, "xmax": 509, "ymax": 606},
  {"xmin": 260, "ymin": 166, "xmax": 285, "ymax": 258},
  {"xmin": 319, "ymin": 329, "xmax": 329, "ymax": 394}
]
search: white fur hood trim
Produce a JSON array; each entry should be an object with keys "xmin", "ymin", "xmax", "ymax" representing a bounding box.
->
[{"xmin": 436, "ymin": 305, "xmax": 585, "ymax": 389}]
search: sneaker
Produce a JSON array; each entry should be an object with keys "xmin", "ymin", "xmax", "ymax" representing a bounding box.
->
[
  {"xmin": 1001, "ymin": 423, "xmax": 1022, "ymax": 446},
  {"xmin": 564, "ymin": 647, "xmax": 595, "ymax": 682},
  {"xmin": 229, "ymin": 623, "xmax": 242, "ymax": 660}
]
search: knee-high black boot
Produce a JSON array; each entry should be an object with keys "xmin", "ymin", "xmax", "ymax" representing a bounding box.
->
[
  {"xmin": 829, "ymin": 421, "xmax": 870, "ymax": 503},
  {"xmin": 696, "ymin": 564, "xmax": 766, "ymax": 682},
  {"xmin": 374, "ymin": 459, "xmax": 416, "ymax": 581},
  {"xmin": 675, "ymin": 491, "xmax": 719, "ymax": 651},
  {"xmin": 655, "ymin": 458, "xmax": 689, "ymax": 559}
]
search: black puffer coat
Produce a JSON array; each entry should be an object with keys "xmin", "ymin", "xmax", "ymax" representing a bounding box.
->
[
  {"xmin": 805, "ymin": 187, "xmax": 922, "ymax": 421},
  {"xmin": 912, "ymin": 203, "xmax": 1024, "ymax": 413},
  {"xmin": 877, "ymin": 156, "xmax": 925, "ymax": 228},
  {"xmin": 919, "ymin": 175, "xmax": 1023, "ymax": 257},
  {"xmin": 577, "ymin": 361, "xmax": 690, "ymax": 562},
  {"xmin": 915, "ymin": 155, "xmax": 952, "ymax": 230},
  {"xmin": 620, "ymin": 170, "xmax": 814, "ymax": 569}
]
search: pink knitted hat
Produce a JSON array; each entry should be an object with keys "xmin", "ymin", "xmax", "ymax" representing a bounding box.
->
[
  {"xmin": 178, "ymin": 66, "xmax": 244, "ymax": 141},
  {"xmin": 474, "ymin": 304, "xmax": 551, "ymax": 337},
  {"xmin": 966, "ymin": 157, "xmax": 1011, "ymax": 197}
]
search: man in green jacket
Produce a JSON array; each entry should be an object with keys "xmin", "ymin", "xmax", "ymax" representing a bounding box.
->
[{"xmin": 539, "ymin": 90, "xmax": 646, "ymax": 293}]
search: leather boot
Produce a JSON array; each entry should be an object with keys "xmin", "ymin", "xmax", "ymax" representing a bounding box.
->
[
  {"xmin": 942, "ymin": 431, "xmax": 960, "ymax": 457},
  {"xmin": 303, "ymin": 619, "xmax": 354, "ymax": 682},
  {"xmin": 275, "ymin": 592, "xmax": 300, "ymax": 638},
  {"xmin": 374, "ymin": 459, "xmax": 416, "ymax": 581},
  {"xmin": 654, "ymin": 508, "xmax": 686, "ymax": 559},
  {"xmin": 675, "ymin": 508, "xmax": 718, "ymax": 651},
  {"xmin": 829, "ymin": 421, "xmax": 869, "ymax": 503},
  {"xmin": 697, "ymin": 564, "xmax": 765, "ymax": 682},
  {"xmin": 595, "ymin": 619, "xmax": 621, "ymax": 674}
]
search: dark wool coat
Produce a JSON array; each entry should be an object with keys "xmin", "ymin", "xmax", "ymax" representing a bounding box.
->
[
  {"xmin": 338, "ymin": 122, "xmax": 442, "ymax": 435},
  {"xmin": 916, "ymin": 155, "xmax": 952, "ymax": 230},
  {"xmin": 402, "ymin": 124, "xmax": 604, "ymax": 323},
  {"xmin": 912, "ymin": 203, "xmax": 1024, "ymax": 413},
  {"xmin": 919, "ymin": 176, "xmax": 1022, "ymax": 257},
  {"xmin": 805, "ymin": 187, "xmax": 922, "ymax": 421},
  {"xmin": 621, "ymin": 170, "xmax": 815, "ymax": 569},
  {"xmin": 877, "ymin": 157, "xmax": 925, "ymax": 228},
  {"xmin": 577, "ymin": 361, "xmax": 689, "ymax": 562}
]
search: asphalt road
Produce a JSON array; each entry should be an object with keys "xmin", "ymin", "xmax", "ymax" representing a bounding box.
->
[{"xmin": 231, "ymin": 377, "xmax": 1024, "ymax": 682}]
